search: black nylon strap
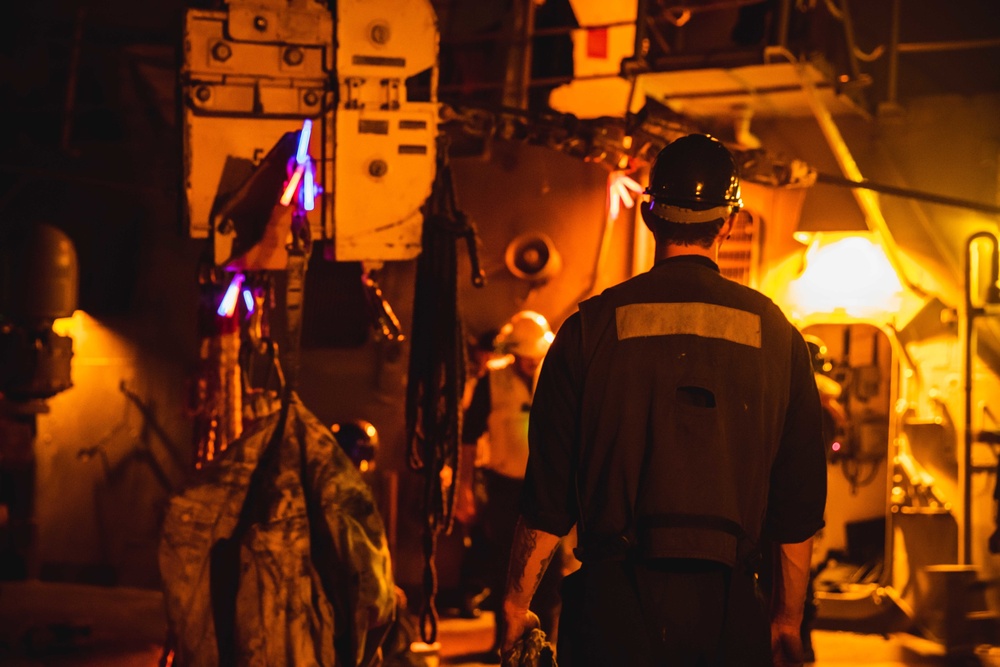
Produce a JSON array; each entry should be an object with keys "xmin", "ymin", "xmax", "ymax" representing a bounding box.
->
[
  {"xmin": 283, "ymin": 250, "xmax": 306, "ymax": 390},
  {"xmin": 283, "ymin": 206, "xmax": 311, "ymax": 391},
  {"xmin": 636, "ymin": 513, "xmax": 748, "ymax": 539},
  {"xmin": 638, "ymin": 513, "xmax": 761, "ymax": 572},
  {"xmin": 578, "ymin": 513, "xmax": 761, "ymax": 569}
]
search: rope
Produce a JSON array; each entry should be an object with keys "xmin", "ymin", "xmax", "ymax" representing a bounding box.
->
[{"xmin": 405, "ymin": 137, "xmax": 484, "ymax": 644}]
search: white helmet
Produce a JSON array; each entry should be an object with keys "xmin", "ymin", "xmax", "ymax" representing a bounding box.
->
[{"xmin": 495, "ymin": 310, "xmax": 554, "ymax": 360}]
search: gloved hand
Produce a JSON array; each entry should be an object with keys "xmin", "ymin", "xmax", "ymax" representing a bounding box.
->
[
  {"xmin": 501, "ymin": 626, "xmax": 557, "ymax": 667},
  {"xmin": 501, "ymin": 606, "xmax": 539, "ymax": 658}
]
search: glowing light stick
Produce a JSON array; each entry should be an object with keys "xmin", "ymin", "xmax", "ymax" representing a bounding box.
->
[
  {"xmin": 242, "ymin": 288, "xmax": 255, "ymax": 314},
  {"xmin": 280, "ymin": 119, "xmax": 317, "ymax": 207},
  {"xmin": 295, "ymin": 119, "xmax": 312, "ymax": 165},
  {"xmin": 280, "ymin": 164, "xmax": 305, "ymax": 206},
  {"xmin": 302, "ymin": 158, "xmax": 316, "ymax": 211},
  {"xmin": 608, "ymin": 172, "xmax": 643, "ymax": 220},
  {"xmin": 217, "ymin": 273, "xmax": 245, "ymax": 317}
]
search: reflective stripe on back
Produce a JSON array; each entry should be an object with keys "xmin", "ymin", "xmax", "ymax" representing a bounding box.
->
[{"xmin": 615, "ymin": 302, "xmax": 761, "ymax": 348}]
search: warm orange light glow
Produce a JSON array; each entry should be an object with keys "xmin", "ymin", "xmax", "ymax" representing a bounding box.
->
[
  {"xmin": 486, "ymin": 354, "xmax": 515, "ymax": 371},
  {"xmin": 50, "ymin": 311, "xmax": 139, "ymax": 363},
  {"xmin": 51, "ymin": 311, "xmax": 84, "ymax": 339},
  {"xmin": 787, "ymin": 235, "xmax": 904, "ymax": 319}
]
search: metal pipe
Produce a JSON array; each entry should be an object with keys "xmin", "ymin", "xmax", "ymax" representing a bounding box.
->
[
  {"xmin": 836, "ymin": 0, "xmax": 863, "ymax": 82},
  {"xmin": 775, "ymin": 0, "xmax": 792, "ymax": 51},
  {"xmin": 441, "ymin": 76, "xmax": 835, "ymax": 95},
  {"xmin": 797, "ymin": 62, "xmax": 926, "ymax": 298},
  {"xmin": 887, "ymin": 0, "xmax": 900, "ymax": 106},
  {"xmin": 61, "ymin": 7, "xmax": 86, "ymax": 154},
  {"xmin": 634, "ymin": 0, "xmax": 650, "ymax": 63},
  {"xmin": 502, "ymin": 0, "xmax": 537, "ymax": 110},
  {"xmin": 520, "ymin": 0, "xmax": 538, "ymax": 110},
  {"xmin": 962, "ymin": 232, "xmax": 999, "ymax": 564},
  {"xmin": 442, "ymin": 20, "xmax": 635, "ymax": 45},
  {"xmin": 661, "ymin": 0, "xmax": 767, "ymax": 13},
  {"xmin": 883, "ymin": 327, "xmax": 905, "ymax": 585},
  {"xmin": 898, "ymin": 37, "xmax": 1000, "ymax": 54},
  {"xmin": 815, "ymin": 172, "xmax": 1000, "ymax": 216},
  {"xmin": 556, "ymin": 179, "xmax": 624, "ymax": 324}
]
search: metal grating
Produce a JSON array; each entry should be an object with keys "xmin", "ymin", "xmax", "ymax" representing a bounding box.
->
[{"xmin": 718, "ymin": 210, "xmax": 758, "ymax": 287}]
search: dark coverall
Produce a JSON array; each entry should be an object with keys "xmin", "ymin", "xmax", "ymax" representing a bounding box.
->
[{"xmin": 521, "ymin": 255, "xmax": 827, "ymax": 666}]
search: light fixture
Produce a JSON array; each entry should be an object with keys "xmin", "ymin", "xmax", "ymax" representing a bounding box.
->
[{"xmin": 787, "ymin": 233, "xmax": 904, "ymax": 319}]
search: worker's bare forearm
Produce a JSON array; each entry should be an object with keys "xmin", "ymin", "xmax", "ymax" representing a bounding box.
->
[
  {"xmin": 773, "ymin": 536, "xmax": 814, "ymax": 625},
  {"xmin": 503, "ymin": 516, "xmax": 562, "ymax": 612}
]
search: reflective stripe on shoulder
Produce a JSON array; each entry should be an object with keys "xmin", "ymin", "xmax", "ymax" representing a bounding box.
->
[{"xmin": 615, "ymin": 302, "xmax": 761, "ymax": 348}]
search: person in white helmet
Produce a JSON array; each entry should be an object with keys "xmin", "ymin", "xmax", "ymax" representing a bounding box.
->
[{"xmin": 458, "ymin": 310, "xmax": 565, "ymax": 661}]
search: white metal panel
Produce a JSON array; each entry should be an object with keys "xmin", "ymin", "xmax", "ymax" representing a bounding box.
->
[
  {"xmin": 181, "ymin": 6, "xmax": 333, "ymax": 243},
  {"xmin": 183, "ymin": 0, "xmax": 439, "ymax": 264},
  {"xmin": 548, "ymin": 0, "xmax": 637, "ymax": 118},
  {"xmin": 332, "ymin": 0, "xmax": 439, "ymax": 262}
]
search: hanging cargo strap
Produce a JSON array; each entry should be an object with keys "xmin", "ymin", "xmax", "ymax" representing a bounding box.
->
[
  {"xmin": 405, "ymin": 137, "xmax": 485, "ymax": 644},
  {"xmin": 281, "ymin": 209, "xmax": 310, "ymax": 391}
]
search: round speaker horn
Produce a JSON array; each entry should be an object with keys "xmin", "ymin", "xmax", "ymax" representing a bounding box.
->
[{"xmin": 504, "ymin": 232, "xmax": 562, "ymax": 282}]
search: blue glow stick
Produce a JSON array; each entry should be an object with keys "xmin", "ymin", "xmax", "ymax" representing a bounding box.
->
[
  {"xmin": 302, "ymin": 158, "xmax": 316, "ymax": 211},
  {"xmin": 217, "ymin": 273, "xmax": 244, "ymax": 317},
  {"xmin": 242, "ymin": 288, "xmax": 255, "ymax": 314},
  {"xmin": 295, "ymin": 119, "xmax": 313, "ymax": 165}
]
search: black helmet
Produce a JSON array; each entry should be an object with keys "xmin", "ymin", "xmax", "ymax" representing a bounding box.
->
[{"xmin": 642, "ymin": 134, "xmax": 742, "ymax": 224}]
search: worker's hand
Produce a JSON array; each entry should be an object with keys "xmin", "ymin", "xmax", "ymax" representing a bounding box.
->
[
  {"xmin": 771, "ymin": 620, "xmax": 806, "ymax": 667},
  {"xmin": 500, "ymin": 603, "xmax": 539, "ymax": 657}
]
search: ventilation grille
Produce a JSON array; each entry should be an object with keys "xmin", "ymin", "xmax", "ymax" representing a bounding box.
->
[{"xmin": 718, "ymin": 211, "xmax": 757, "ymax": 287}]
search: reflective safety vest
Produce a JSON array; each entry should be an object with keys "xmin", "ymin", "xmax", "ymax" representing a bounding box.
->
[{"xmin": 480, "ymin": 363, "xmax": 536, "ymax": 480}]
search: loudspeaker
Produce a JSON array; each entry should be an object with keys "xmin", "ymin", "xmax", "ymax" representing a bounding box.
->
[{"xmin": 504, "ymin": 232, "xmax": 562, "ymax": 282}]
